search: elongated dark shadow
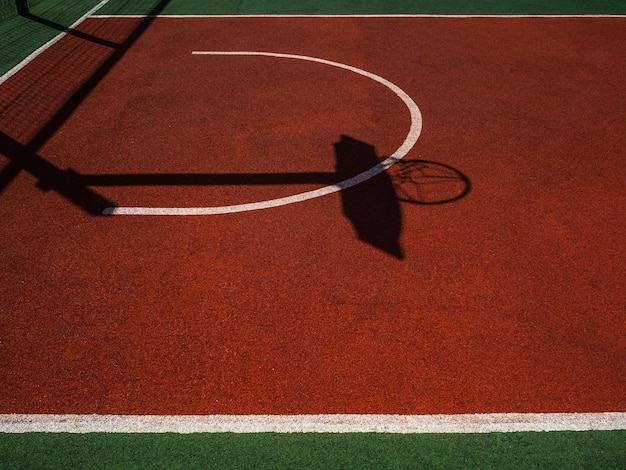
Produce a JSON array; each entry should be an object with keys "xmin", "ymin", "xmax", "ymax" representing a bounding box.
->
[
  {"xmin": 335, "ymin": 135, "xmax": 404, "ymax": 259},
  {"xmin": 0, "ymin": 131, "xmax": 114, "ymax": 214},
  {"xmin": 19, "ymin": 12, "xmax": 121, "ymax": 49},
  {"xmin": 50, "ymin": 135, "xmax": 470, "ymax": 258},
  {"xmin": 15, "ymin": 0, "xmax": 28, "ymax": 16},
  {"xmin": 76, "ymin": 171, "xmax": 338, "ymax": 186}
]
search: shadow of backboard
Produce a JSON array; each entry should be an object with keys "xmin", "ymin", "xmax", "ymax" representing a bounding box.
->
[{"xmin": 335, "ymin": 135, "xmax": 404, "ymax": 259}]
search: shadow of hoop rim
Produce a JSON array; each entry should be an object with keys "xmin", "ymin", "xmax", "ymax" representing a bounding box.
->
[{"xmin": 391, "ymin": 159, "xmax": 471, "ymax": 205}]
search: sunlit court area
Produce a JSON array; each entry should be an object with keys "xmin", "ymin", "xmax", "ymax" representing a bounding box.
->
[{"xmin": 1, "ymin": 0, "xmax": 625, "ymax": 467}]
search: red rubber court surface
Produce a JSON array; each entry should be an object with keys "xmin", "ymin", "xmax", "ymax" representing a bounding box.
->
[{"xmin": 0, "ymin": 17, "xmax": 625, "ymax": 415}]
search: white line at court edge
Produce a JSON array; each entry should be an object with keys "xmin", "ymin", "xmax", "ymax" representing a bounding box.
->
[
  {"xmin": 1, "ymin": 413, "xmax": 625, "ymax": 433},
  {"xmin": 103, "ymin": 51, "xmax": 422, "ymax": 215}
]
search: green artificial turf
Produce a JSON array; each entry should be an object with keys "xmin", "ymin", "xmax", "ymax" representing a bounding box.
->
[{"xmin": 1, "ymin": 431, "xmax": 625, "ymax": 469}]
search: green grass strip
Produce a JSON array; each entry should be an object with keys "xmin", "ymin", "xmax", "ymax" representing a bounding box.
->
[
  {"xmin": 98, "ymin": 0, "xmax": 626, "ymax": 16},
  {"xmin": 1, "ymin": 431, "xmax": 625, "ymax": 469}
]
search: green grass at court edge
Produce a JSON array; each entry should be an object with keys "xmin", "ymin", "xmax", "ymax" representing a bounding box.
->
[
  {"xmin": 98, "ymin": 0, "xmax": 626, "ymax": 15},
  {"xmin": 1, "ymin": 431, "xmax": 626, "ymax": 469}
]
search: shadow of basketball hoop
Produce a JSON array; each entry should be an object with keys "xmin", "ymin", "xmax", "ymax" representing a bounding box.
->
[
  {"xmin": 389, "ymin": 159, "xmax": 471, "ymax": 205},
  {"xmin": 1, "ymin": 127, "xmax": 471, "ymax": 260}
]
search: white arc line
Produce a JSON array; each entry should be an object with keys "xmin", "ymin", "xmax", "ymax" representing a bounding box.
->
[
  {"xmin": 1, "ymin": 413, "xmax": 625, "ymax": 433},
  {"xmin": 103, "ymin": 51, "xmax": 422, "ymax": 215}
]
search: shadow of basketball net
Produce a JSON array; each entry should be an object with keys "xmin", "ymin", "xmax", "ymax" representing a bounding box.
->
[{"xmin": 389, "ymin": 159, "xmax": 471, "ymax": 205}]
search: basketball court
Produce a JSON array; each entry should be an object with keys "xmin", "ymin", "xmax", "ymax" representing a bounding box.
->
[{"xmin": 0, "ymin": 0, "xmax": 625, "ymax": 465}]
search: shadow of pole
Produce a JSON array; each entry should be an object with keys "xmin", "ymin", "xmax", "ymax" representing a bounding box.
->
[
  {"xmin": 19, "ymin": 11, "xmax": 122, "ymax": 48},
  {"xmin": 15, "ymin": 0, "xmax": 28, "ymax": 16},
  {"xmin": 3, "ymin": 132, "xmax": 470, "ymax": 257},
  {"xmin": 0, "ymin": 130, "xmax": 114, "ymax": 214},
  {"xmin": 16, "ymin": 0, "xmax": 119, "ymax": 48},
  {"xmin": 75, "ymin": 135, "xmax": 410, "ymax": 258}
]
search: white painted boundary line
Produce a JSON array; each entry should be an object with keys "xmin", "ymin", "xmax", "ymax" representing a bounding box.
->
[
  {"xmin": 0, "ymin": 0, "xmax": 111, "ymax": 86},
  {"xmin": 90, "ymin": 14, "xmax": 626, "ymax": 18},
  {"xmin": 104, "ymin": 51, "xmax": 422, "ymax": 216},
  {"xmin": 1, "ymin": 413, "xmax": 625, "ymax": 433}
]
